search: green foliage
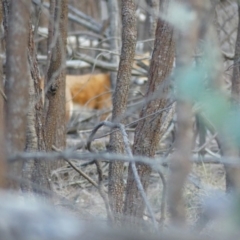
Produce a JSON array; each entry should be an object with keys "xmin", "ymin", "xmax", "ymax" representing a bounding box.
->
[{"xmin": 175, "ymin": 54, "xmax": 240, "ymax": 146}]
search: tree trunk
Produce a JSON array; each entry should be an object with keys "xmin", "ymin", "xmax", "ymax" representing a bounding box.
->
[
  {"xmin": 167, "ymin": 0, "xmax": 212, "ymax": 225},
  {"xmin": 144, "ymin": 0, "xmax": 159, "ymax": 52},
  {"xmin": 124, "ymin": 0, "xmax": 174, "ymax": 222},
  {"xmin": 224, "ymin": 3, "xmax": 240, "ymax": 193},
  {"xmin": 0, "ymin": 0, "xmax": 6, "ymax": 188},
  {"xmin": 107, "ymin": 0, "xmax": 120, "ymax": 90},
  {"xmin": 108, "ymin": 0, "xmax": 137, "ymax": 223},
  {"xmin": 22, "ymin": 23, "xmax": 49, "ymax": 194},
  {"xmin": 4, "ymin": 0, "xmax": 31, "ymax": 189},
  {"xmin": 45, "ymin": 0, "xmax": 68, "ymax": 172},
  {"xmin": 2, "ymin": 0, "xmax": 9, "ymax": 35}
]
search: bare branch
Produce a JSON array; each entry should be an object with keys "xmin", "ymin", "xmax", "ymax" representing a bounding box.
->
[
  {"xmin": 158, "ymin": 170, "xmax": 167, "ymax": 226},
  {"xmin": 68, "ymin": 13, "xmax": 102, "ymax": 34},
  {"xmin": 68, "ymin": 4, "xmax": 101, "ymax": 29},
  {"xmin": 52, "ymin": 145, "xmax": 98, "ymax": 188},
  {"xmin": 87, "ymin": 121, "xmax": 157, "ymax": 227},
  {"xmin": 76, "ymin": 53, "xmax": 147, "ymax": 76}
]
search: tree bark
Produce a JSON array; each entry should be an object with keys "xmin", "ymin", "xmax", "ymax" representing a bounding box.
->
[
  {"xmin": 4, "ymin": 0, "xmax": 31, "ymax": 189},
  {"xmin": 167, "ymin": 0, "xmax": 212, "ymax": 225},
  {"xmin": 0, "ymin": 0, "xmax": 6, "ymax": 188},
  {"xmin": 108, "ymin": 0, "xmax": 137, "ymax": 223},
  {"xmin": 22, "ymin": 23, "xmax": 49, "ymax": 194},
  {"xmin": 45, "ymin": 0, "xmax": 68, "ymax": 171},
  {"xmin": 107, "ymin": 0, "xmax": 120, "ymax": 90},
  {"xmin": 124, "ymin": 0, "xmax": 174, "ymax": 222},
  {"xmin": 2, "ymin": 0, "xmax": 9, "ymax": 35},
  {"xmin": 224, "ymin": 3, "xmax": 240, "ymax": 193},
  {"xmin": 144, "ymin": 0, "xmax": 159, "ymax": 52}
]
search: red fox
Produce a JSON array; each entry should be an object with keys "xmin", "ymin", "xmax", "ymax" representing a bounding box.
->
[
  {"xmin": 65, "ymin": 53, "xmax": 150, "ymax": 122},
  {"xmin": 65, "ymin": 73, "xmax": 112, "ymax": 122},
  {"xmin": 39, "ymin": 73, "xmax": 111, "ymax": 123},
  {"xmin": 40, "ymin": 53, "xmax": 150, "ymax": 123}
]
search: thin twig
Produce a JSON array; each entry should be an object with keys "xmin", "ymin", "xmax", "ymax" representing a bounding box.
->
[
  {"xmin": 193, "ymin": 132, "xmax": 218, "ymax": 153},
  {"xmin": 76, "ymin": 53, "xmax": 146, "ymax": 76},
  {"xmin": 9, "ymin": 148, "xmax": 226, "ymax": 167},
  {"xmin": 118, "ymin": 122, "xmax": 158, "ymax": 229},
  {"xmin": 158, "ymin": 170, "xmax": 166, "ymax": 226},
  {"xmin": 52, "ymin": 145, "xmax": 99, "ymax": 188},
  {"xmin": 94, "ymin": 102, "xmax": 175, "ymax": 141},
  {"xmin": 94, "ymin": 159, "xmax": 113, "ymax": 221},
  {"xmin": 0, "ymin": 88, "xmax": 7, "ymax": 101},
  {"xmin": 68, "ymin": 4, "xmax": 101, "ymax": 29},
  {"xmin": 87, "ymin": 121, "xmax": 158, "ymax": 229},
  {"xmin": 205, "ymin": 148, "xmax": 220, "ymax": 158},
  {"xmin": 86, "ymin": 128, "xmax": 113, "ymax": 221},
  {"xmin": 222, "ymin": 50, "xmax": 234, "ymax": 60}
]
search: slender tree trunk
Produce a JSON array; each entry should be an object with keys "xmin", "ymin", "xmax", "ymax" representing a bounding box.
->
[
  {"xmin": 108, "ymin": 0, "xmax": 137, "ymax": 223},
  {"xmin": 167, "ymin": 0, "xmax": 212, "ymax": 225},
  {"xmin": 144, "ymin": 0, "xmax": 159, "ymax": 52},
  {"xmin": 5, "ymin": 0, "xmax": 31, "ymax": 189},
  {"xmin": 231, "ymin": 4, "xmax": 240, "ymax": 121},
  {"xmin": 0, "ymin": 0, "xmax": 6, "ymax": 188},
  {"xmin": 22, "ymin": 23, "xmax": 49, "ymax": 194},
  {"xmin": 124, "ymin": 0, "xmax": 174, "ymax": 222},
  {"xmin": 107, "ymin": 0, "xmax": 120, "ymax": 90},
  {"xmin": 2, "ymin": 0, "xmax": 9, "ymax": 35},
  {"xmin": 224, "ymin": 3, "xmax": 240, "ymax": 193},
  {"xmin": 45, "ymin": 0, "xmax": 68, "ymax": 171}
]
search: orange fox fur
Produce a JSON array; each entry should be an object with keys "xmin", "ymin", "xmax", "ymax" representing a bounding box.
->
[
  {"xmin": 65, "ymin": 73, "xmax": 112, "ymax": 122},
  {"xmin": 65, "ymin": 82, "xmax": 73, "ymax": 123},
  {"xmin": 40, "ymin": 52, "xmax": 150, "ymax": 123},
  {"xmin": 39, "ymin": 73, "xmax": 112, "ymax": 123}
]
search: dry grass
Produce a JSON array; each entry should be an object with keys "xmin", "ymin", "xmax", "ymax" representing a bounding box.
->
[{"xmin": 52, "ymin": 130, "xmax": 227, "ymax": 227}]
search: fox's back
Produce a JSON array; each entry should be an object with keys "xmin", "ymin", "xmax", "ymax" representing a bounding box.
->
[{"xmin": 66, "ymin": 73, "xmax": 112, "ymax": 109}]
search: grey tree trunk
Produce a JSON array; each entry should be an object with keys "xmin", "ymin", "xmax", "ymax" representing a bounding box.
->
[
  {"xmin": 108, "ymin": 0, "xmax": 137, "ymax": 223},
  {"xmin": 45, "ymin": 0, "xmax": 68, "ymax": 172},
  {"xmin": 224, "ymin": 3, "xmax": 240, "ymax": 193},
  {"xmin": 107, "ymin": 0, "xmax": 120, "ymax": 90},
  {"xmin": 167, "ymin": 0, "xmax": 212, "ymax": 225},
  {"xmin": 22, "ymin": 23, "xmax": 49, "ymax": 195},
  {"xmin": 124, "ymin": 0, "xmax": 174, "ymax": 222},
  {"xmin": 0, "ymin": 1, "xmax": 6, "ymax": 188},
  {"xmin": 4, "ymin": 0, "xmax": 31, "ymax": 189},
  {"xmin": 144, "ymin": 0, "xmax": 159, "ymax": 52}
]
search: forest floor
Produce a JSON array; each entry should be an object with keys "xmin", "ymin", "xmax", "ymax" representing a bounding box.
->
[
  {"xmin": 54, "ymin": 2, "xmax": 236, "ymax": 225},
  {"xmin": 52, "ymin": 118, "xmax": 226, "ymax": 228}
]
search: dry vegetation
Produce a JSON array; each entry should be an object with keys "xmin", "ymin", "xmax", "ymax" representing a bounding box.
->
[{"xmin": 1, "ymin": 0, "xmax": 240, "ymax": 240}]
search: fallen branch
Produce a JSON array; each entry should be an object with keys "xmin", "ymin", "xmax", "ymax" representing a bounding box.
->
[
  {"xmin": 222, "ymin": 50, "xmax": 234, "ymax": 61},
  {"xmin": 192, "ymin": 132, "xmax": 218, "ymax": 153},
  {"xmin": 32, "ymin": 0, "xmax": 103, "ymax": 34},
  {"xmin": 9, "ymin": 148, "xmax": 225, "ymax": 167},
  {"xmin": 68, "ymin": 13, "xmax": 101, "ymax": 34},
  {"xmin": 68, "ymin": 4, "xmax": 101, "ymax": 30},
  {"xmin": 76, "ymin": 53, "xmax": 147, "ymax": 76},
  {"xmin": 52, "ymin": 145, "xmax": 98, "ymax": 188}
]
